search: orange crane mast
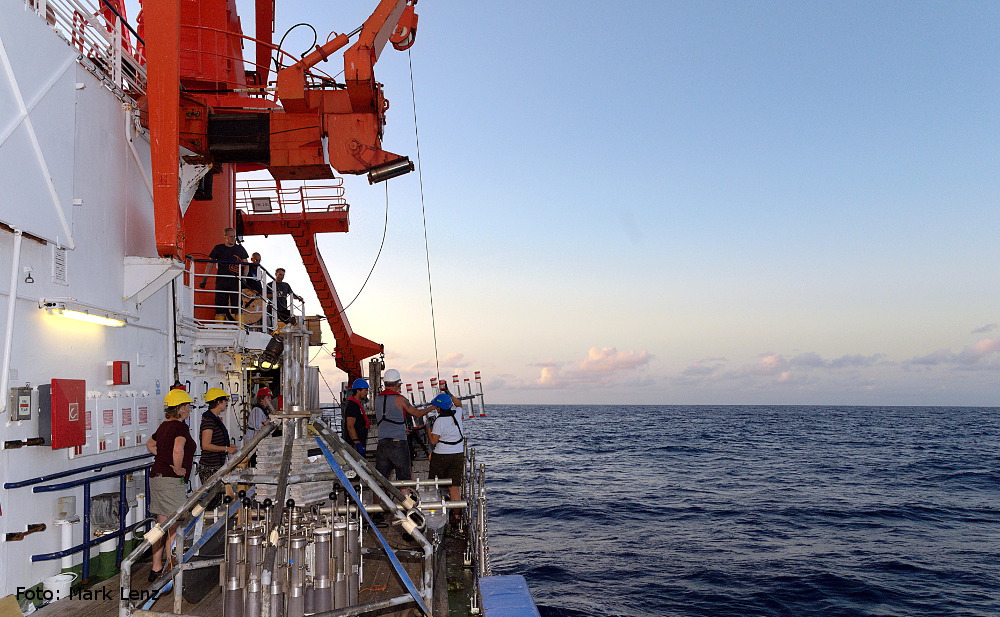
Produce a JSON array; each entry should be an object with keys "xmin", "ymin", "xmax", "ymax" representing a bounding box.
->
[{"xmin": 142, "ymin": 0, "xmax": 419, "ymax": 380}]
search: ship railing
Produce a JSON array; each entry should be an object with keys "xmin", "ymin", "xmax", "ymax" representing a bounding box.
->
[
  {"xmin": 185, "ymin": 257, "xmax": 305, "ymax": 334},
  {"xmin": 175, "ymin": 24, "xmax": 338, "ymax": 97},
  {"xmin": 235, "ymin": 178, "xmax": 350, "ymax": 217},
  {"xmin": 24, "ymin": 0, "xmax": 147, "ymax": 95},
  {"xmin": 463, "ymin": 448, "xmax": 491, "ymax": 613},
  {"xmin": 2, "ymin": 453, "xmax": 155, "ymax": 584}
]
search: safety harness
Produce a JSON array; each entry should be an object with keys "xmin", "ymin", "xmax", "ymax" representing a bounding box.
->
[
  {"xmin": 376, "ymin": 392, "xmax": 406, "ymax": 426},
  {"xmin": 435, "ymin": 410, "xmax": 464, "ymax": 445}
]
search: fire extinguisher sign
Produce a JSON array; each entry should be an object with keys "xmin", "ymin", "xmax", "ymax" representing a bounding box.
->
[{"xmin": 51, "ymin": 379, "xmax": 86, "ymax": 449}]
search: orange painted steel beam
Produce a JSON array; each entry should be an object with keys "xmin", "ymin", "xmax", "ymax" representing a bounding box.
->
[
  {"xmin": 147, "ymin": 0, "xmax": 184, "ymax": 258},
  {"xmin": 272, "ymin": 0, "xmax": 412, "ymax": 178},
  {"xmin": 293, "ymin": 232, "xmax": 382, "ymax": 379},
  {"xmin": 255, "ymin": 0, "xmax": 275, "ymax": 86},
  {"xmin": 241, "ymin": 212, "xmax": 348, "ymax": 236}
]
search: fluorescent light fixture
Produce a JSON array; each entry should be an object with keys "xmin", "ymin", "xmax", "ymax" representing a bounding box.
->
[{"xmin": 40, "ymin": 299, "xmax": 129, "ymax": 327}]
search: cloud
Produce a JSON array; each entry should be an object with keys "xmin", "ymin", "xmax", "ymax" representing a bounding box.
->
[
  {"xmin": 406, "ymin": 353, "xmax": 472, "ymax": 374},
  {"xmin": 406, "ymin": 358, "xmax": 438, "ymax": 371},
  {"xmin": 530, "ymin": 347, "xmax": 652, "ymax": 389},
  {"xmin": 676, "ymin": 351, "xmax": 888, "ymax": 388},
  {"xmin": 577, "ymin": 347, "xmax": 651, "ymax": 373},
  {"xmin": 828, "ymin": 354, "xmax": 885, "ymax": 368},
  {"xmin": 906, "ymin": 337, "xmax": 1000, "ymax": 369},
  {"xmin": 529, "ymin": 359, "xmax": 562, "ymax": 368},
  {"xmin": 971, "ymin": 324, "xmax": 997, "ymax": 334},
  {"xmin": 682, "ymin": 360, "xmax": 724, "ymax": 377},
  {"xmin": 442, "ymin": 353, "xmax": 471, "ymax": 368}
]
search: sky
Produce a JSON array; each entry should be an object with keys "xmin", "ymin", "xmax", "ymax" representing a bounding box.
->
[{"xmin": 236, "ymin": 1, "xmax": 998, "ymax": 406}]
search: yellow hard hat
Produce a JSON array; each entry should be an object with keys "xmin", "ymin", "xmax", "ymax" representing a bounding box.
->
[
  {"xmin": 164, "ymin": 389, "xmax": 193, "ymax": 407},
  {"xmin": 205, "ymin": 388, "xmax": 229, "ymax": 403}
]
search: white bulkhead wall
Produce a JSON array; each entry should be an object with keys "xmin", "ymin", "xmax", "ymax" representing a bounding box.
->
[{"xmin": 0, "ymin": 1, "xmax": 195, "ymax": 595}]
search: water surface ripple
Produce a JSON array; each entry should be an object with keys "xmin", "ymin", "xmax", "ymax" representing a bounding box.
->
[{"xmin": 474, "ymin": 405, "xmax": 1000, "ymax": 617}]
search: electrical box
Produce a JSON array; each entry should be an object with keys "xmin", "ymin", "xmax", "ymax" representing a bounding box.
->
[
  {"xmin": 118, "ymin": 397, "xmax": 135, "ymax": 449},
  {"xmin": 135, "ymin": 396, "xmax": 151, "ymax": 447},
  {"xmin": 109, "ymin": 361, "xmax": 130, "ymax": 385},
  {"xmin": 50, "ymin": 379, "xmax": 86, "ymax": 449},
  {"xmin": 97, "ymin": 397, "xmax": 118, "ymax": 452},
  {"xmin": 37, "ymin": 384, "xmax": 51, "ymax": 444},
  {"xmin": 77, "ymin": 398, "xmax": 98, "ymax": 457},
  {"xmin": 9, "ymin": 386, "xmax": 32, "ymax": 421}
]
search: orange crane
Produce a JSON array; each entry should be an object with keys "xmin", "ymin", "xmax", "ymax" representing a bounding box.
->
[{"xmin": 142, "ymin": 0, "xmax": 418, "ymax": 379}]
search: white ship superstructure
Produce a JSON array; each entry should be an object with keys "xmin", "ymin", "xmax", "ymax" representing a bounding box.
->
[{"xmin": 0, "ymin": 0, "xmax": 309, "ymax": 596}]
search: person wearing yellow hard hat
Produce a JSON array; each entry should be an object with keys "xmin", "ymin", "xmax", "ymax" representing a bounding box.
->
[
  {"xmin": 145, "ymin": 388, "xmax": 196, "ymax": 581},
  {"xmin": 198, "ymin": 388, "xmax": 236, "ymax": 505}
]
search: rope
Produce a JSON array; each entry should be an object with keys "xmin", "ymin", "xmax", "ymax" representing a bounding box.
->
[
  {"xmin": 332, "ymin": 182, "xmax": 390, "ymax": 315},
  {"xmin": 409, "ymin": 48, "xmax": 441, "ymax": 379}
]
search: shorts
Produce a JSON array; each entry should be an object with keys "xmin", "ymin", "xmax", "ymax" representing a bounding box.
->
[
  {"xmin": 429, "ymin": 452, "xmax": 464, "ymax": 486},
  {"xmin": 375, "ymin": 439, "xmax": 411, "ymax": 481},
  {"xmin": 149, "ymin": 475, "xmax": 188, "ymax": 517}
]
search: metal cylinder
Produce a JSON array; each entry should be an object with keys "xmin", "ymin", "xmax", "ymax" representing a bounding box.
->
[
  {"xmin": 287, "ymin": 591, "xmax": 304, "ymax": 617},
  {"xmin": 269, "ymin": 578, "xmax": 284, "ymax": 617},
  {"xmin": 225, "ymin": 579, "xmax": 244, "ymax": 617},
  {"xmin": 227, "ymin": 529, "xmax": 244, "ymax": 582},
  {"xmin": 332, "ymin": 522, "xmax": 347, "ymax": 609},
  {"xmin": 287, "ymin": 534, "xmax": 307, "ymax": 617},
  {"xmin": 346, "ymin": 520, "xmax": 360, "ymax": 605},
  {"xmin": 303, "ymin": 582, "xmax": 314, "ymax": 615},
  {"xmin": 247, "ymin": 531, "xmax": 265, "ymax": 580},
  {"xmin": 289, "ymin": 535, "xmax": 307, "ymax": 590},
  {"xmin": 313, "ymin": 528, "xmax": 332, "ymax": 614},
  {"xmin": 292, "ymin": 416, "xmax": 308, "ymax": 439},
  {"xmin": 246, "ymin": 577, "xmax": 262, "ymax": 617}
]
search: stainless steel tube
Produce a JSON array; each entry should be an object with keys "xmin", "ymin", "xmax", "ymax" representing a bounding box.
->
[
  {"xmin": 332, "ymin": 523, "xmax": 346, "ymax": 609},
  {"xmin": 259, "ymin": 424, "xmax": 295, "ymax": 617},
  {"xmin": 313, "ymin": 528, "xmax": 332, "ymax": 614},
  {"xmin": 121, "ymin": 421, "xmax": 278, "ymax": 617},
  {"xmin": 246, "ymin": 577, "xmax": 262, "ymax": 617},
  {"xmin": 346, "ymin": 520, "xmax": 359, "ymax": 606}
]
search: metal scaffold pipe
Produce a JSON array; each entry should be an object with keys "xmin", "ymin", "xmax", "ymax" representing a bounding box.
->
[
  {"xmin": 120, "ymin": 420, "xmax": 278, "ymax": 617},
  {"xmin": 259, "ymin": 423, "xmax": 297, "ymax": 617}
]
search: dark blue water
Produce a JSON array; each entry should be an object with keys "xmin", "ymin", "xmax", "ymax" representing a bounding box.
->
[{"xmin": 473, "ymin": 405, "xmax": 1000, "ymax": 617}]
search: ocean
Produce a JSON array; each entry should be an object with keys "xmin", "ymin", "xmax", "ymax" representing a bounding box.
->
[{"xmin": 473, "ymin": 405, "xmax": 1000, "ymax": 617}]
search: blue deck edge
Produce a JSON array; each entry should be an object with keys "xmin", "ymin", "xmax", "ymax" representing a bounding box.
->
[{"xmin": 480, "ymin": 575, "xmax": 542, "ymax": 617}]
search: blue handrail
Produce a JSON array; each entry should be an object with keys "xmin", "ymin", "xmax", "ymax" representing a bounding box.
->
[
  {"xmin": 31, "ymin": 463, "xmax": 152, "ymax": 493},
  {"xmin": 3, "ymin": 453, "xmax": 153, "ymax": 489},
  {"xmin": 28, "ymin": 461, "xmax": 154, "ymax": 582}
]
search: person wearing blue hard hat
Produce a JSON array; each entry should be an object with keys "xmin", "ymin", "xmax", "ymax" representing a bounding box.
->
[
  {"xmin": 343, "ymin": 378, "xmax": 371, "ymax": 455},
  {"xmin": 428, "ymin": 390, "xmax": 466, "ymax": 531}
]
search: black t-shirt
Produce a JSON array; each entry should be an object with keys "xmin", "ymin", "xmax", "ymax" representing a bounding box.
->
[
  {"xmin": 199, "ymin": 411, "xmax": 230, "ymax": 468},
  {"xmin": 208, "ymin": 243, "xmax": 248, "ymax": 286},
  {"xmin": 342, "ymin": 398, "xmax": 369, "ymax": 445},
  {"xmin": 275, "ymin": 280, "xmax": 295, "ymax": 311}
]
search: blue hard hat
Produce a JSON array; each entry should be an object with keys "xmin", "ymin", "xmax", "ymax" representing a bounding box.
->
[
  {"xmin": 430, "ymin": 393, "xmax": 452, "ymax": 410},
  {"xmin": 352, "ymin": 378, "xmax": 370, "ymax": 390}
]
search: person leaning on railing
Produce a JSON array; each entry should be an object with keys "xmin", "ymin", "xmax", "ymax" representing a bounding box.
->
[
  {"xmin": 199, "ymin": 227, "xmax": 248, "ymax": 320},
  {"xmin": 145, "ymin": 389, "xmax": 197, "ymax": 581}
]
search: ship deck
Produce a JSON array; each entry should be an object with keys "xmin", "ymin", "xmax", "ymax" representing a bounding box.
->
[{"xmin": 31, "ymin": 460, "xmax": 470, "ymax": 617}]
